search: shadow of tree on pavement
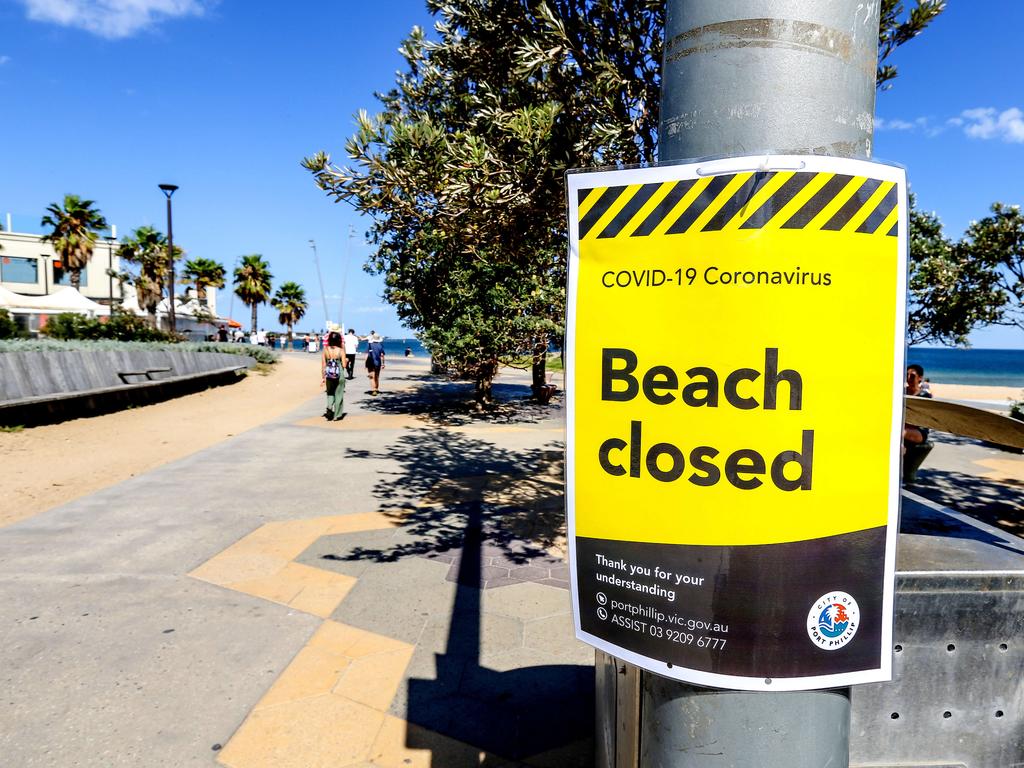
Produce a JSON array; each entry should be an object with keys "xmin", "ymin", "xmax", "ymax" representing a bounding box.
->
[
  {"xmin": 336, "ymin": 427, "xmax": 566, "ymax": 562},
  {"xmin": 909, "ymin": 468, "xmax": 1024, "ymax": 539},
  {"xmin": 321, "ymin": 424, "xmax": 591, "ymax": 765}
]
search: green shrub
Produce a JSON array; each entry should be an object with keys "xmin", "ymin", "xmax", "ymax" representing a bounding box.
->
[
  {"xmin": 41, "ymin": 312, "xmax": 177, "ymax": 342},
  {"xmin": 0, "ymin": 337, "xmax": 279, "ymax": 365},
  {"xmin": 1010, "ymin": 398, "xmax": 1024, "ymax": 422},
  {"xmin": 0, "ymin": 309, "xmax": 22, "ymax": 340},
  {"xmin": 188, "ymin": 342, "xmax": 279, "ymax": 364}
]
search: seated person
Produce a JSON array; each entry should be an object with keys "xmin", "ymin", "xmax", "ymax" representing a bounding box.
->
[{"xmin": 904, "ymin": 363, "xmax": 932, "ymax": 453}]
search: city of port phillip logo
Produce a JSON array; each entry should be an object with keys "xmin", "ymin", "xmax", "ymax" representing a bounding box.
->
[{"xmin": 806, "ymin": 591, "xmax": 859, "ymax": 650}]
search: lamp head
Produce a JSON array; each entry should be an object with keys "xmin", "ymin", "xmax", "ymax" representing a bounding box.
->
[{"xmin": 158, "ymin": 183, "xmax": 179, "ymax": 197}]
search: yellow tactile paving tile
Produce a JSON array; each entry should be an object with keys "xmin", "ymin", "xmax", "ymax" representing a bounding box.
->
[
  {"xmin": 293, "ymin": 413, "xmax": 424, "ymax": 430},
  {"xmin": 257, "ymin": 644, "xmax": 353, "ymax": 709},
  {"xmin": 190, "ymin": 514, "xmax": 396, "ymax": 620},
  {"xmin": 976, "ymin": 456, "xmax": 1024, "ymax": 483},
  {"xmin": 334, "ymin": 647, "xmax": 415, "ymax": 711},
  {"xmin": 196, "ymin": 512, "xmax": 557, "ymax": 767},
  {"xmin": 191, "ymin": 513, "xmax": 396, "ymax": 589},
  {"xmin": 218, "ymin": 620, "xmax": 432, "ymax": 768},
  {"xmin": 218, "ymin": 693, "xmax": 386, "ymax": 768},
  {"xmin": 228, "ymin": 562, "xmax": 357, "ymax": 619},
  {"xmin": 189, "ymin": 551, "xmax": 290, "ymax": 586}
]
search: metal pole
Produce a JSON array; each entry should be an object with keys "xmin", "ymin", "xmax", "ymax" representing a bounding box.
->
[
  {"xmin": 166, "ymin": 196, "xmax": 175, "ymax": 332},
  {"xmin": 339, "ymin": 225, "xmax": 354, "ymax": 331},
  {"xmin": 637, "ymin": 2, "xmax": 881, "ymax": 766},
  {"xmin": 660, "ymin": 0, "xmax": 878, "ymax": 160},
  {"xmin": 108, "ymin": 237, "xmax": 115, "ymax": 314},
  {"xmin": 309, "ymin": 239, "xmax": 329, "ymax": 329},
  {"xmin": 159, "ymin": 184, "xmax": 179, "ymax": 332}
]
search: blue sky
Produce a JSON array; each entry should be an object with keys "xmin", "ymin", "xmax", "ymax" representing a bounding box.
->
[{"xmin": 0, "ymin": 1, "xmax": 1020, "ymax": 344}]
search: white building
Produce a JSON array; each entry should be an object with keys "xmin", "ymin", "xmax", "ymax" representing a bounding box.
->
[
  {"xmin": 1, "ymin": 225, "xmax": 220, "ymax": 338},
  {"xmin": 0, "ymin": 227, "xmax": 122, "ymax": 334}
]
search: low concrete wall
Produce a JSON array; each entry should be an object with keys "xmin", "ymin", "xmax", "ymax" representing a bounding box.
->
[{"xmin": 0, "ymin": 349, "xmax": 255, "ymax": 403}]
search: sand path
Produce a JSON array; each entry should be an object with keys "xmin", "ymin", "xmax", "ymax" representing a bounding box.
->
[
  {"xmin": 930, "ymin": 382, "xmax": 1022, "ymax": 403},
  {"xmin": 2, "ymin": 367, "xmax": 1019, "ymax": 529},
  {"xmin": 0, "ymin": 352, "xmax": 321, "ymax": 527}
]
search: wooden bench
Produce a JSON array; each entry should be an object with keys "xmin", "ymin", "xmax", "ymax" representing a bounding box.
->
[{"xmin": 117, "ymin": 367, "xmax": 172, "ymax": 383}]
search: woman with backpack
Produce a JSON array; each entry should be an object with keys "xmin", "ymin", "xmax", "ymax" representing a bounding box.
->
[{"xmin": 321, "ymin": 331, "xmax": 346, "ymax": 421}]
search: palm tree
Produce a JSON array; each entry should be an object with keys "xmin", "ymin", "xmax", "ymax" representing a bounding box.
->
[
  {"xmin": 117, "ymin": 226, "xmax": 168, "ymax": 324},
  {"xmin": 233, "ymin": 254, "xmax": 273, "ymax": 332},
  {"xmin": 271, "ymin": 282, "xmax": 308, "ymax": 341},
  {"xmin": 40, "ymin": 194, "xmax": 108, "ymax": 291},
  {"xmin": 182, "ymin": 257, "xmax": 226, "ymax": 307}
]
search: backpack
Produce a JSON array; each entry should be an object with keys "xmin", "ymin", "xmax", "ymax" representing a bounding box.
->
[{"xmin": 325, "ymin": 357, "xmax": 341, "ymax": 380}]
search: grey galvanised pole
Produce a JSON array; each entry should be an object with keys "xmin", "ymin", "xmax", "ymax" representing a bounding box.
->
[{"xmin": 641, "ymin": 2, "xmax": 881, "ymax": 767}]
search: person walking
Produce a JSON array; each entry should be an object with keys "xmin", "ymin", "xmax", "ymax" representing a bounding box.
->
[
  {"xmin": 344, "ymin": 328, "xmax": 359, "ymax": 380},
  {"xmin": 365, "ymin": 331, "xmax": 385, "ymax": 395},
  {"xmin": 321, "ymin": 331, "xmax": 346, "ymax": 421}
]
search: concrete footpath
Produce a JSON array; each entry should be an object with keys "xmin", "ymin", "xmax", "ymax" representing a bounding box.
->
[{"xmin": 0, "ymin": 355, "xmax": 592, "ymax": 767}]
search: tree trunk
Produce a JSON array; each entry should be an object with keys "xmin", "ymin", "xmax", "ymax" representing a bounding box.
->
[
  {"xmin": 474, "ymin": 359, "xmax": 498, "ymax": 406},
  {"xmin": 531, "ymin": 336, "xmax": 548, "ymax": 402},
  {"xmin": 70, "ymin": 268, "xmax": 81, "ymax": 291},
  {"xmin": 251, "ymin": 303, "xmax": 258, "ymax": 333},
  {"xmin": 475, "ymin": 375, "xmax": 493, "ymax": 406}
]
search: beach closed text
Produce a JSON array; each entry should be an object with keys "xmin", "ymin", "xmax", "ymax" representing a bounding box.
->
[{"xmin": 597, "ymin": 347, "xmax": 813, "ymax": 490}]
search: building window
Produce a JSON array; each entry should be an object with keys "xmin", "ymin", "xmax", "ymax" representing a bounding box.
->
[
  {"xmin": 0, "ymin": 256, "xmax": 39, "ymax": 284},
  {"xmin": 54, "ymin": 264, "xmax": 88, "ymax": 286}
]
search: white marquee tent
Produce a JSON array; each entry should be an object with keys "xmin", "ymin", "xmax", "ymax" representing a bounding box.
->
[{"xmin": 0, "ymin": 286, "xmax": 109, "ymax": 317}]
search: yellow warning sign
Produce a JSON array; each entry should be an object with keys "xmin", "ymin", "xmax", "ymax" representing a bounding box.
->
[{"xmin": 566, "ymin": 155, "xmax": 907, "ymax": 691}]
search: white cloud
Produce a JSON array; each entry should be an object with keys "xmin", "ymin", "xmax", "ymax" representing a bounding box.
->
[
  {"xmin": 876, "ymin": 108, "xmax": 1024, "ymax": 143},
  {"xmin": 875, "ymin": 117, "xmax": 916, "ymax": 131},
  {"xmin": 875, "ymin": 115, "xmax": 946, "ymax": 137},
  {"xmin": 957, "ymin": 107, "xmax": 1024, "ymax": 143},
  {"xmin": 21, "ymin": 0, "xmax": 208, "ymax": 39}
]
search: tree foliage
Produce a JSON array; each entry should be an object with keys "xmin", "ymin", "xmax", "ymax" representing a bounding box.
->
[
  {"xmin": 117, "ymin": 226, "xmax": 178, "ymax": 322},
  {"xmin": 907, "ymin": 197, "xmax": 1006, "ymax": 346},
  {"xmin": 182, "ymin": 257, "xmax": 226, "ymax": 306},
  {"xmin": 272, "ymin": 281, "xmax": 308, "ymax": 339},
  {"xmin": 234, "ymin": 254, "xmax": 273, "ymax": 333},
  {"xmin": 0, "ymin": 309, "xmax": 22, "ymax": 340},
  {"xmin": 963, "ymin": 203, "xmax": 1024, "ymax": 332},
  {"xmin": 877, "ymin": 0, "xmax": 946, "ymax": 90},
  {"xmin": 305, "ymin": 0, "xmax": 946, "ymax": 400},
  {"xmin": 41, "ymin": 194, "xmax": 108, "ymax": 291}
]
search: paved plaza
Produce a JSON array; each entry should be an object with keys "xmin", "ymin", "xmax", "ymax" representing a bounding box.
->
[
  {"xmin": 0, "ymin": 357, "xmax": 593, "ymax": 767},
  {"xmin": 1, "ymin": 355, "xmax": 1022, "ymax": 766}
]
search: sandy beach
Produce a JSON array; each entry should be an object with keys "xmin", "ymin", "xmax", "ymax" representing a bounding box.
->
[
  {"xmin": 0, "ymin": 353, "xmax": 321, "ymax": 527},
  {"xmin": 929, "ymin": 382, "xmax": 1022, "ymax": 404}
]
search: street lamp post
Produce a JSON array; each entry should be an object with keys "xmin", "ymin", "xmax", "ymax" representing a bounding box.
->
[
  {"xmin": 339, "ymin": 225, "xmax": 354, "ymax": 332},
  {"xmin": 309, "ymin": 239, "xmax": 329, "ymax": 330},
  {"xmin": 106, "ymin": 234, "xmax": 117, "ymax": 315},
  {"xmin": 159, "ymin": 183, "xmax": 179, "ymax": 332}
]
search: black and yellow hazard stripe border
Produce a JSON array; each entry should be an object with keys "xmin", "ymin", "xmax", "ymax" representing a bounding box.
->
[{"xmin": 570, "ymin": 157, "xmax": 905, "ymax": 242}]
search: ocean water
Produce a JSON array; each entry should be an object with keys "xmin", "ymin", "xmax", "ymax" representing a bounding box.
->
[
  {"xmin": 907, "ymin": 347, "xmax": 1024, "ymax": 388},
  {"xmin": 282, "ymin": 336, "xmax": 428, "ymax": 358}
]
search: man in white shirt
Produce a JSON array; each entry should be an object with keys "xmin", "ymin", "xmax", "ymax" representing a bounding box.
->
[{"xmin": 344, "ymin": 328, "xmax": 359, "ymax": 380}]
